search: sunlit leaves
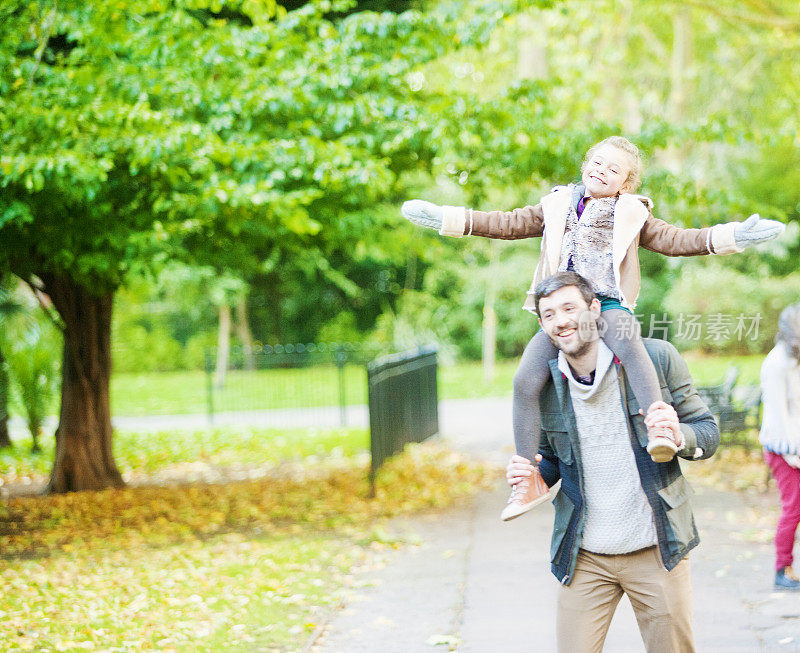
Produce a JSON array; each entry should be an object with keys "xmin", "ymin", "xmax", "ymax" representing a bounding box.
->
[
  {"xmin": 1, "ymin": 531, "xmax": 359, "ymax": 651},
  {"xmin": 0, "ymin": 430, "xmax": 497, "ymax": 650},
  {"xmin": 0, "ymin": 441, "xmax": 495, "ymax": 557}
]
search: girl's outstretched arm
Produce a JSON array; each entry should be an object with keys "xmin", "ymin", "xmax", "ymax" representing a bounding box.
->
[
  {"xmin": 401, "ymin": 199, "xmax": 544, "ymax": 240},
  {"xmin": 640, "ymin": 212, "xmax": 784, "ymax": 256}
]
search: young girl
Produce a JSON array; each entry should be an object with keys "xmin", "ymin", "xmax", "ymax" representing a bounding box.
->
[{"xmin": 402, "ymin": 136, "xmax": 784, "ymax": 520}]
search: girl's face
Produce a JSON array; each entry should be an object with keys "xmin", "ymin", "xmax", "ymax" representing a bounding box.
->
[{"xmin": 581, "ymin": 144, "xmax": 634, "ymax": 198}]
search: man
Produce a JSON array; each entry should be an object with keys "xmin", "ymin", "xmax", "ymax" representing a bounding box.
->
[{"xmin": 507, "ymin": 271, "xmax": 719, "ymax": 652}]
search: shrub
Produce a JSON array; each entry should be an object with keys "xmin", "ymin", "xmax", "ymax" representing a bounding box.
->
[
  {"xmin": 112, "ymin": 322, "xmax": 186, "ymax": 373},
  {"xmin": 664, "ymin": 259, "xmax": 800, "ymax": 353},
  {"xmin": 4, "ymin": 322, "xmax": 61, "ymax": 452}
]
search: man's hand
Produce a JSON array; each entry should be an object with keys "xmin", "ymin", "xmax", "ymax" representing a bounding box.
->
[
  {"xmin": 506, "ymin": 453, "xmax": 542, "ymax": 487},
  {"xmin": 401, "ymin": 199, "xmax": 444, "ymax": 230},
  {"xmin": 734, "ymin": 214, "xmax": 785, "ymax": 249},
  {"xmin": 642, "ymin": 401, "xmax": 684, "ymax": 448}
]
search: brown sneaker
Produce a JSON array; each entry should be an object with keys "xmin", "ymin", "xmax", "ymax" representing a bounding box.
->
[
  {"xmin": 501, "ymin": 467, "xmax": 550, "ymax": 521},
  {"xmin": 646, "ymin": 425, "xmax": 678, "ymax": 463}
]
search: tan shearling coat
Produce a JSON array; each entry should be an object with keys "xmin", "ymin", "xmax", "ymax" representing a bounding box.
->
[{"xmin": 438, "ymin": 184, "xmax": 743, "ymax": 312}]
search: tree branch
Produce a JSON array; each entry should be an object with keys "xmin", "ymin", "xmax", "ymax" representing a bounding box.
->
[
  {"xmin": 28, "ymin": 0, "xmax": 58, "ymax": 92},
  {"xmin": 675, "ymin": 0, "xmax": 800, "ymax": 31},
  {"xmin": 25, "ymin": 275, "xmax": 65, "ymax": 332}
]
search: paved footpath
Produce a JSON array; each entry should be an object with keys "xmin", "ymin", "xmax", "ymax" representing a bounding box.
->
[{"xmin": 312, "ymin": 398, "xmax": 800, "ymax": 653}]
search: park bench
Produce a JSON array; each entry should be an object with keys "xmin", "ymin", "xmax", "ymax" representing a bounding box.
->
[
  {"xmin": 696, "ymin": 365, "xmax": 739, "ymax": 411},
  {"xmin": 696, "ymin": 366, "xmax": 762, "ymax": 448}
]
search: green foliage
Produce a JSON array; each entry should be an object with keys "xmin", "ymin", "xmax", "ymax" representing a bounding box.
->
[
  {"xmin": 0, "ymin": 0, "xmax": 527, "ymax": 285},
  {"xmin": 0, "ymin": 274, "xmax": 22, "ymax": 443},
  {"xmin": 388, "ymin": 0, "xmax": 800, "ymax": 361},
  {"xmin": 112, "ymin": 321, "xmax": 187, "ymax": 373},
  {"xmin": 3, "ymin": 0, "xmax": 798, "ymax": 376},
  {"xmin": 375, "ymin": 237, "xmax": 543, "ymax": 360},
  {"xmin": 3, "ymin": 321, "xmax": 61, "ymax": 450},
  {"xmin": 111, "ymin": 264, "xmax": 243, "ymax": 373},
  {"xmin": 0, "ymin": 0, "xmax": 549, "ymax": 387},
  {"xmin": 0, "ymin": 279, "xmax": 62, "ymax": 447},
  {"xmin": 665, "ymin": 259, "xmax": 800, "ymax": 353}
]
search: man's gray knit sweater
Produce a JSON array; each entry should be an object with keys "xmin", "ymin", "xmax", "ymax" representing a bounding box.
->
[{"xmin": 557, "ymin": 341, "xmax": 657, "ymax": 554}]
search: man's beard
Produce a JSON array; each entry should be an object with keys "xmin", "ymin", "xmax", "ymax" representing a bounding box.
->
[
  {"xmin": 546, "ymin": 330, "xmax": 595, "ymax": 358},
  {"xmin": 547, "ymin": 313, "xmax": 599, "ymax": 357}
]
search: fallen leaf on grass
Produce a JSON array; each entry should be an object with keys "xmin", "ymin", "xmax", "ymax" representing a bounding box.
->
[
  {"xmin": 0, "ymin": 442, "xmax": 496, "ymax": 558},
  {"xmin": 426, "ymin": 633, "xmax": 461, "ymax": 648}
]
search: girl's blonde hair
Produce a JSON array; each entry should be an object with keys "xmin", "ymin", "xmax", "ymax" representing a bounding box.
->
[{"xmin": 581, "ymin": 136, "xmax": 642, "ymax": 192}]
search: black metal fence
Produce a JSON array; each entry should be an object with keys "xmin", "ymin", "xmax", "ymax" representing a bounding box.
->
[
  {"xmin": 367, "ymin": 346, "xmax": 439, "ymax": 494},
  {"xmin": 204, "ymin": 342, "xmax": 388, "ymax": 429}
]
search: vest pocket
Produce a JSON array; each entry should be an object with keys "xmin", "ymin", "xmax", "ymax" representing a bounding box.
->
[
  {"xmin": 541, "ymin": 412, "xmax": 572, "ymax": 465},
  {"xmin": 550, "ymin": 489, "xmax": 576, "ymax": 565},
  {"xmin": 546, "ymin": 431, "xmax": 573, "ymax": 465},
  {"xmin": 656, "ymin": 476, "xmax": 696, "ymax": 555},
  {"xmin": 625, "ymin": 385, "xmax": 673, "ymax": 448}
]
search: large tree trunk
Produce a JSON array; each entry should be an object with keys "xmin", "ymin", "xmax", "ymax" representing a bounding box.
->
[
  {"xmin": 0, "ymin": 345, "xmax": 11, "ymax": 448},
  {"xmin": 41, "ymin": 273, "xmax": 123, "ymax": 493}
]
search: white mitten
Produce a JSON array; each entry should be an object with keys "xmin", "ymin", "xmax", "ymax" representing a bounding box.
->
[{"xmin": 733, "ymin": 214, "xmax": 785, "ymax": 248}]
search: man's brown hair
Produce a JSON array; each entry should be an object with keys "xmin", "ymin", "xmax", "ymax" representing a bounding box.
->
[{"xmin": 533, "ymin": 271, "xmax": 596, "ymax": 315}]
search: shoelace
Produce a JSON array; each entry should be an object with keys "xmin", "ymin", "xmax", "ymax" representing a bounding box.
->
[{"xmin": 508, "ymin": 480, "xmax": 530, "ymax": 504}]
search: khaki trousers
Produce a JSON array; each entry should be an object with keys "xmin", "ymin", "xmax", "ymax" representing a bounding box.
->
[{"xmin": 557, "ymin": 547, "xmax": 694, "ymax": 653}]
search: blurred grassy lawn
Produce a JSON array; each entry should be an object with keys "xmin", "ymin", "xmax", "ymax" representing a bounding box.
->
[
  {"xmin": 104, "ymin": 351, "xmax": 763, "ymax": 416},
  {"xmin": 1, "ymin": 433, "xmax": 494, "ymax": 652},
  {"xmin": 1, "ymin": 425, "xmax": 371, "ymax": 651},
  {"xmin": 4, "ymin": 531, "xmax": 360, "ymax": 651},
  {"xmin": 1, "ymin": 426, "xmax": 368, "ymax": 482}
]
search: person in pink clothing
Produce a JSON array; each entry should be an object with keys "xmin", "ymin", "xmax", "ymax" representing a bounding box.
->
[{"xmin": 760, "ymin": 304, "xmax": 800, "ymax": 590}]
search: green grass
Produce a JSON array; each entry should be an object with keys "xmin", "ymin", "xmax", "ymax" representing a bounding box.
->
[
  {"xmin": 438, "ymin": 359, "xmax": 520, "ymax": 399},
  {"xmin": 109, "ymin": 364, "xmax": 369, "ymax": 416},
  {"xmin": 6, "ymin": 351, "xmax": 764, "ymax": 423},
  {"xmin": 1, "ymin": 426, "xmax": 370, "ymax": 652},
  {"xmin": 1, "ymin": 426, "xmax": 368, "ymax": 483},
  {"xmin": 0, "ymin": 432, "xmax": 494, "ymax": 652},
  {"xmin": 680, "ymin": 351, "xmax": 762, "ymax": 386},
  {"xmin": 107, "ymin": 361, "xmax": 519, "ymax": 416},
  {"xmin": 438, "ymin": 352, "xmax": 763, "ymax": 395},
  {"xmin": 3, "ymin": 532, "xmax": 358, "ymax": 652}
]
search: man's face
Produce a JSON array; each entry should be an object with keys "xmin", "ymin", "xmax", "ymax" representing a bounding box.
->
[{"xmin": 538, "ymin": 286, "xmax": 601, "ymax": 357}]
